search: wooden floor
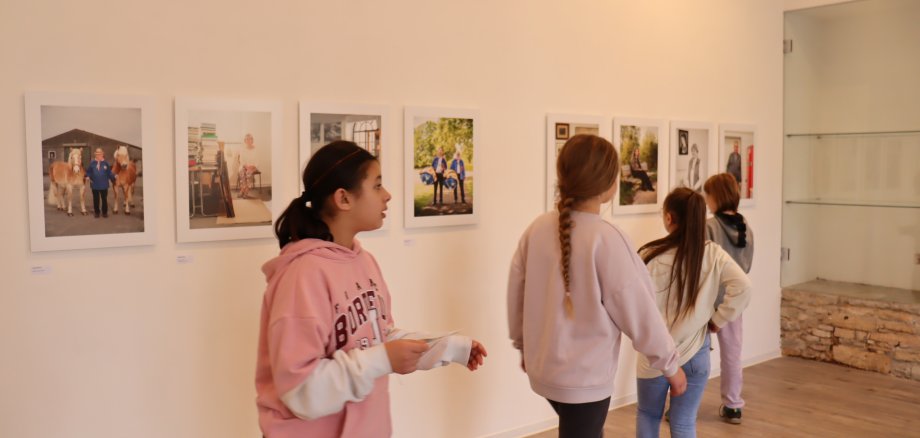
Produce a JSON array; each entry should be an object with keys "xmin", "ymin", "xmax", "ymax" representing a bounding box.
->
[{"xmin": 529, "ymin": 357, "xmax": 920, "ymax": 438}]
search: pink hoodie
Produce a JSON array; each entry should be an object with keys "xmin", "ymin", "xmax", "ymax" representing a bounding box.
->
[{"xmin": 256, "ymin": 238, "xmax": 471, "ymax": 438}]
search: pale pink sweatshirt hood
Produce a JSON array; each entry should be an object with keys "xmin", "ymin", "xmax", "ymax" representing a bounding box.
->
[
  {"xmin": 256, "ymin": 237, "xmax": 397, "ymax": 438},
  {"xmin": 261, "ymin": 238, "xmax": 364, "ymax": 281},
  {"xmin": 257, "ymin": 237, "xmax": 471, "ymax": 437}
]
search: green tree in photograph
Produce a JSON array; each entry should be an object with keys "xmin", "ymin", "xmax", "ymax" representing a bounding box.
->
[
  {"xmin": 620, "ymin": 125, "xmax": 640, "ymax": 165},
  {"xmin": 641, "ymin": 130, "xmax": 658, "ymax": 171},
  {"xmin": 619, "ymin": 126, "xmax": 658, "ymax": 170},
  {"xmin": 413, "ymin": 118, "xmax": 474, "ymax": 169}
]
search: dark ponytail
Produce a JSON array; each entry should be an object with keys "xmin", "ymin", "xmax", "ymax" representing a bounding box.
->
[
  {"xmin": 274, "ymin": 141, "xmax": 376, "ymax": 249},
  {"xmin": 638, "ymin": 187, "xmax": 708, "ymax": 325}
]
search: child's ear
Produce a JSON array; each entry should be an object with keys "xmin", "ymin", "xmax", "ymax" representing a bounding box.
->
[{"xmin": 332, "ymin": 188, "xmax": 353, "ymax": 211}]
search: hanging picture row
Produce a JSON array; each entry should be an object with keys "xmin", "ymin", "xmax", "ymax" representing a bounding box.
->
[
  {"xmin": 545, "ymin": 114, "xmax": 757, "ymax": 217},
  {"xmin": 22, "ymin": 91, "xmax": 758, "ymax": 251}
]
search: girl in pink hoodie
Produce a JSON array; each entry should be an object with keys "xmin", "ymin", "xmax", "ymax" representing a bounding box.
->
[
  {"xmin": 508, "ymin": 135, "xmax": 686, "ymax": 438},
  {"xmin": 255, "ymin": 141, "xmax": 487, "ymax": 438}
]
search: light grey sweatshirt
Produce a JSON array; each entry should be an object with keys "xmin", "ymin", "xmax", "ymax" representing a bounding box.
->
[
  {"xmin": 508, "ymin": 211, "xmax": 680, "ymax": 404},
  {"xmin": 706, "ymin": 213, "xmax": 754, "ymax": 273},
  {"xmin": 707, "ymin": 213, "xmax": 754, "ymax": 307}
]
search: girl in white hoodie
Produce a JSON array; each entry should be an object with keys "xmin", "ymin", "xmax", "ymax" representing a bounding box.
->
[
  {"xmin": 508, "ymin": 134, "xmax": 686, "ymax": 438},
  {"xmin": 636, "ymin": 187, "xmax": 752, "ymax": 438}
]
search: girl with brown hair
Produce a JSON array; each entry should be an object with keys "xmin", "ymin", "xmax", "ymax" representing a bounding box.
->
[
  {"xmin": 508, "ymin": 134, "xmax": 685, "ymax": 438},
  {"xmin": 704, "ymin": 173, "xmax": 755, "ymax": 424},
  {"xmin": 635, "ymin": 187, "xmax": 752, "ymax": 438}
]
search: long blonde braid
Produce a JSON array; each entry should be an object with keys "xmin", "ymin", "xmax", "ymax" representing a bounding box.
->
[
  {"xmin": 554, "ymin": 134, "xmax": 620, "ymax": 320},
  {"xmin": 557, "ymin": 196, "xmax": 576, "ymax": 318}
]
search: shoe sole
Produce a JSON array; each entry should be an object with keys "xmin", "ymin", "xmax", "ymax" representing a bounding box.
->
[{"xmin": 719, "ymin": 408, "xmax": 742, "ymax": 425}]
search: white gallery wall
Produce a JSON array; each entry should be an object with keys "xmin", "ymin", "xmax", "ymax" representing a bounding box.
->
[
  {"xmin": 783, "ymin": 0, "xmax": 920, "ymax": 291},
  {"xmin": 0, "ymin": 1, "xmax": 783, "ymax": 437}
]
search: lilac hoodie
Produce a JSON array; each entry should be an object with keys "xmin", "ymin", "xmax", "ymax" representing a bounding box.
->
[
  {"xmin": 508, "ymin": 211, "xmax": 680, "ymax": 404},
  {"xmin": 255, "ymin": 239, "xmax": 471, "ymax": 438}
]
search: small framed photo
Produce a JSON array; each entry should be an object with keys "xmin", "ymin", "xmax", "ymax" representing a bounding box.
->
[
  {"xmin": 545, "ymin": 114, "xmax": 607, "ymax": 211},
  {"xmin": 678, "ymin": 129, "xmax": 689, "ymax": 155},
  {"xmin": 670, "ymin": 121, "xmax": 716, "ymax": 194},
  {"xmin": 613, "ymin": 117, "xmax": 668, "ymax": 215},
  {"xmin": 299, "ymin": 102, "xmax": 391, "ymax": 228},
  {"xmin": 719, "ymin": 123, "xmax": 757, "ymax": 207},
  {"xmin": 175, "ymin": 97, "xmax": 283, "ymax": 243},
  {"xmin": 25, "ymin": 92, "xmax": 157, "ymax": 252},
  {"xmin": 404, "ymin": 106, "xmax": 479, "ymax": 228},
  {"xmin": 555, "ymin": 123, "xmax": 570, "ymax": 140}
]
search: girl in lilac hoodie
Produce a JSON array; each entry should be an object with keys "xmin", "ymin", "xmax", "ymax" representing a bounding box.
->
[
  {"xmin": 255, "ymin": 141, "xmax": 487, "ymax": 438},
  {"xmin": 508, "ymin": 135, "xmax": 686, "ymax": 438},
  {"xmin": 703, "ymin": 173, "xmax": 754, "ymax": 425}
]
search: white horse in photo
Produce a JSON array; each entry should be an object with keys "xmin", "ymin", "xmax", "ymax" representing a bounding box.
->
[
  {"xmin": 47, "ymin": 148, "xmax": 87, "ymax": 216},
  {"xmin": 112, "ymin": 145, "xmax": 138, "ymax": 215}
]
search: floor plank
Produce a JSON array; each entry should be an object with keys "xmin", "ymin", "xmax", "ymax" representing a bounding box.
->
[{"xmin": 528, "ymin": 357, "xmax": 920, "ymax": 437}]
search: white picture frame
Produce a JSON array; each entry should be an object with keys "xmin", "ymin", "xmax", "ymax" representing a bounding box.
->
[
  {"xmin": 299, "ymin": 102, "xmax": 392, "ymax": 229},
  {"xmin": 670, "ymin": 120, "xmax": 717, "ymax": 194},
  {"xmin": 719, "ymin": 123, "xmax": 757, "ymax": 207},
  {"xmin": 404, "ymin": 106, "xmax": 480, "ymax": 229},
  {"xmin": 612, "ymin": 117, "xmax": 668, "ymax": 215},
  {"xmin": 545, "ymin": 113, "xmax": 608, "ymax": 211},
  {"xmin": 25, "ymin": 91, "xmax": 157, "ymax": 252},
  {"xmin": 174, "ymin": 97, "xmax": 283, "ymax": 243}
]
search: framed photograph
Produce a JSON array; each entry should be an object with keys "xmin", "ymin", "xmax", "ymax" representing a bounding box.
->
[
  {"xmin": 555, "ymin": 123, "xmax": 570, "ymax": 140},
  {"xmin": 25, "ymin": 92, "xmax": 157, "ymax": 252},
  {"xmin": 613, "ymin": 117, "xmax": 668, "ymax": 215},
  {"xmin": 678, "ymin": 129, "xmax": 689, "ymax": 155},
  {"xmin": 299, "ymin": 102, "xmax": 391, "ymax": 228},
  {"xmin": 545, "ymin": 114, "xmax": 607, "ymax": 211},
  {"xmin": 175, "ymin": 97, "xmax": 282, "ymax": 243},
  {"xmin": 719, "ymin": 123, "xmax": 756, "ymax": 207},
  {"xmin": 670, "ymin": 121, "xmax": 716, "ymax": 194},
  {"xmin": 404, "ymin": 106, "xmax": 479, "ymax": 228}
]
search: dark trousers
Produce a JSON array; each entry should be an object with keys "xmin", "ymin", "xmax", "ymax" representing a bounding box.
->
[
  {"xmin": 92, "ymin": 189, "xmax": 108, "ymax": 215},
  {"xmin": 453, "ymin": 178, "xmax": 466, "ymax": 203},
  {"xmin": 634, "ymin": 170, "xmax": 654, "ymax": 191},
  {"xmin": 433, "ymin": 173, "xmax": 444, "ymax": 204},
  {"xmin": 547, "ymin": 396, "xmax": 611, "ymax": 438}
]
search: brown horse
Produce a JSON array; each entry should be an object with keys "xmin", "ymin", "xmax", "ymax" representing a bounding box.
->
[
  {"xmin": 112, "ymin": 145, "xmax": 138, "ymax": 215},
  {"xmin": 48, "ymin": 148, "xmax": 87, "ymax": 216}
]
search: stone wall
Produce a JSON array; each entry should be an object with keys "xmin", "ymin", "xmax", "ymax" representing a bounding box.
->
[{"xmin": 781, "ymin": 286, "xmax": 920, "ymax": 381}]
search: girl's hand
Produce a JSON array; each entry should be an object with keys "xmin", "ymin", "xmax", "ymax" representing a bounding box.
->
[
  {"xmin": 385, "ymin": 339, "xmax": 429, "ymax": 374},
  {"xmin": 666, "ymin": 368, "xmax": 688, "ymax": 397},
  {"xmin": 467, "ymin": 340, "xmax": 488, "ymax": 371}
]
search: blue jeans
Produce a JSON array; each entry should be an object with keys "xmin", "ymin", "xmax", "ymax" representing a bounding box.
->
[{"xmin": 636, "ymin": 335, "xmax": 711, "ymax": 438}]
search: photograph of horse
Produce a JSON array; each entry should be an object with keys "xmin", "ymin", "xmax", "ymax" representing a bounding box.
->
[
  {"xmin": 26, "ymin": 93, "xmax": 156, "ymax": 251},
  {"xmin": 47, "ymin": 148, "xmax": 87, "ymax": 216},
  {"xmin": 112, "ymin": 145, "xmax": 137, "ymax": 215}
]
